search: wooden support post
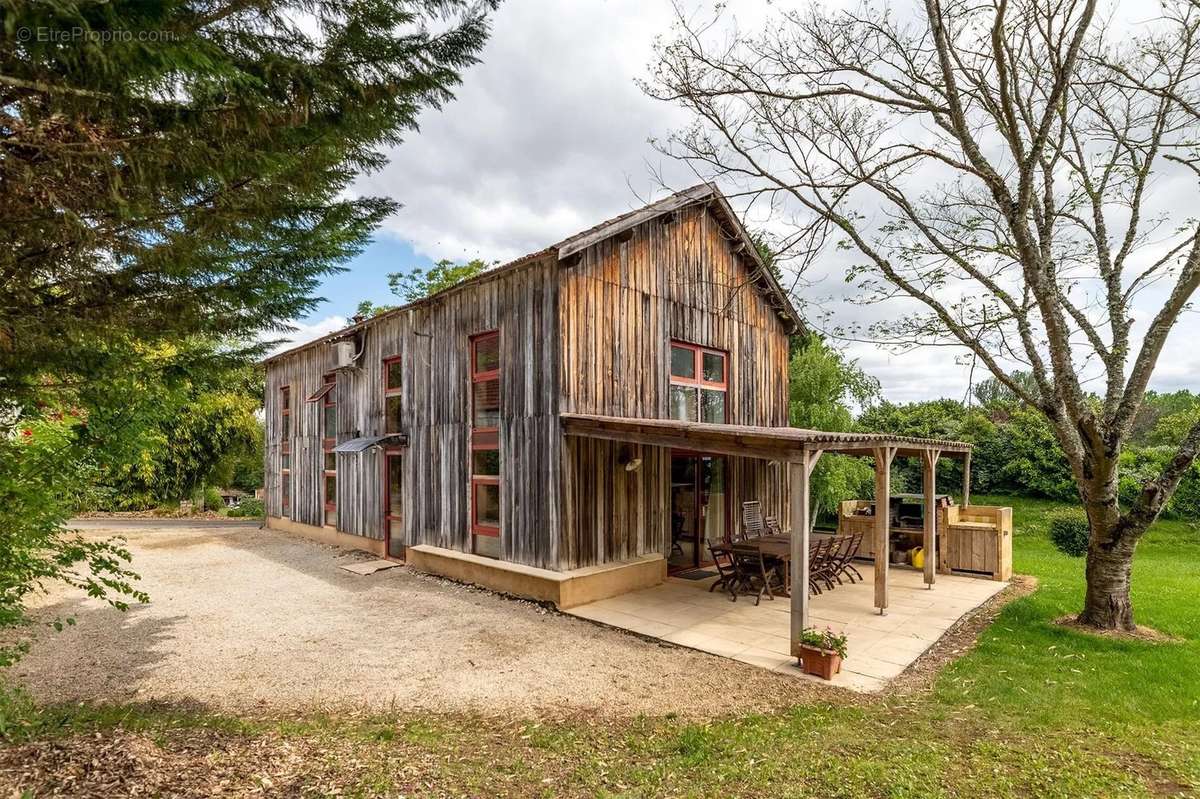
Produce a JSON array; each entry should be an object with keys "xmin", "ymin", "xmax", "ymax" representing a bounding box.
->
[
  {"xmin": 790, "ymin": 448, "xmax": 821, "ymax": 658},
  {"xmin": 873, "ymin": 446, "xmax": 896, "ymax": 614},
  {"xmin": 921, "ymin": 448, "xmax": 941, "ymax": 589},
  {"xmin": 962, "ymin": 450, "xmax": 972, "ymax": 506}
]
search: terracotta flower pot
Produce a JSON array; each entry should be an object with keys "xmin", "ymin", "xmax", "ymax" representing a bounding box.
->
[{"xmin": 799, "ymin": 645, "xmax": 843, "ymax": 680}]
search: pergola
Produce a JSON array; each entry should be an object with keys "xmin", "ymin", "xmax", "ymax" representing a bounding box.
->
[{"xmin": 561, "ymin": 413, "xmax": 973, "ymax": 658}]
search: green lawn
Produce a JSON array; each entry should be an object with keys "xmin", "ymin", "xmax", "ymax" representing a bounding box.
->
[{"xmin": 3, "ymin": 495, "xmax": 1198, "ymax": 797}]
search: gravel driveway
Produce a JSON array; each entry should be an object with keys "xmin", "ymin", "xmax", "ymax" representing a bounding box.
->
[{"xmin": 13, "ymin": 520, "xmax": 814, "ymax": 719}]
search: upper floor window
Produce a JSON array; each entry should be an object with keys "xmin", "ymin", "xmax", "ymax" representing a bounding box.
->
[
  {"xmin": 317, "ymin": 373, "xmax": 336, "ymax": 443},
  {"xmin": 384, "ymin": 356, "xmax": 403, "ymax": 434},
  {"xmin": 280, "ymin": 386, "xmax": 291, "ymax": 441},
  {"xmin": 669, "ymin": 341, "xmax": 727, "ymax": 423},
  {"xmin": 471, "ymin": 333, "xmax": 501, "ymax": 429}
]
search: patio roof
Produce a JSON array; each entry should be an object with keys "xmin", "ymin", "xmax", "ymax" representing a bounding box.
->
[{"xmin": 560, "ymin": 413, "xmax": 971, "ymax": 461}]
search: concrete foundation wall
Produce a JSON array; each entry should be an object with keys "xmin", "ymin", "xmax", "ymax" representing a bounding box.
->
[
  {"xmin": 266, "ymin": 515, "xmax": 386, "ymax": 558},
  {"xmin": 406, "ymin": 545, "xmax": 665, "ymax": 608}
]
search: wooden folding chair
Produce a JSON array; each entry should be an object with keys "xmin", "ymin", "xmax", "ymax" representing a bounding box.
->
[
  {"xmin": 730, "ymin": 543, "xmax": 784, "ymax": 606},
  {"xmin": 832, "ymin": 532, "xmax": 864, "ymax": 584},
  {"xmin": 707, "ymin": 541, "xmax": 738, "ymax": 598}
]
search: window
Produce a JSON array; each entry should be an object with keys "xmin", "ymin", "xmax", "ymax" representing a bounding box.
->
[
  {"xmin": 669, "ymin": 341, "xmax": 727, "ymax": 423},
  {"xmin": 321, "ymin": 373, "xmax": 337, "ymax": 526},
  {"xmin": 280, "ymin": 386, "xmax": 291, "ymax": 441},
  {"xmin": 470, "ymin": 331, "xmax": 501, "ymax": 557},
  {"xmin": 383, "ymin": 356, "xmax": 403, "ymax": 434},
  {"xmin": 280, "ymin": 385, "xmax": 291, "ymax": 518},
  {"xmin": 320, "ymin": 373, "xmax": 337, "ymax": 443}
]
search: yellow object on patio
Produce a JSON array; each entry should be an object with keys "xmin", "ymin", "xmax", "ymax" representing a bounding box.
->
[{"xmin": 911, "ymin": 547, "xmax": 925, "ymax": 569}]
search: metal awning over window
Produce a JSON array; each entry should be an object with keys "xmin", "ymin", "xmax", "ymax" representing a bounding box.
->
[
  {"xmin": 332, "ymin": 434, "xmax": 407, "ymax": 453},
  {"xmin": 306, "ymin": 382, "xmax": 336, "ymax": 403}
]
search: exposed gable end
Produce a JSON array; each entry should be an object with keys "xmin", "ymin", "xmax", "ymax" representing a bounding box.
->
[{"xmin": 557, "ymin": 184, "xmax": 803, "ymax": 335}]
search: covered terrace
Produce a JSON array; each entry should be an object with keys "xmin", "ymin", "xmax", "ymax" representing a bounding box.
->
[{"xmin": 561, "ymin": 413, "xmax": 988, "ymax": 684}]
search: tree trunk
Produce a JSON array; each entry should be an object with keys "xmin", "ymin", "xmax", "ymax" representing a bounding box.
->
[
  {"xmin": 1078, "ymin": 536, "xmax": 1136, "ymax": 630},
  {"xmin": 1076, "ymin": 455, "xmax": 1139, "ymax": 631}
]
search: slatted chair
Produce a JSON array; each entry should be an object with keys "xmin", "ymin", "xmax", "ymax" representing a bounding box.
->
[
  {"xmin": 807, "ymin": 537, "xmax": 840, "ymax": 595},
  {"xmin": 741, "ymin": 500, "xmax": 765, "ymax": 540},
  {"xmin": 707, "ymin": 541, "xmax": 738, "ymax": 597},
  {"xmin": 729, "ymin": 543, "xmax": 784, "ymax": 605},
  {"xmin": 831, "ymin": 532, "xmax": 864, "ymax": 584}
]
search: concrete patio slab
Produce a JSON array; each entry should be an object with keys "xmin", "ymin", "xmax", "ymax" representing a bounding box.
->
[{"xmin": 564, "ymin": 566, "xmax": 1007, "ymax": 692}]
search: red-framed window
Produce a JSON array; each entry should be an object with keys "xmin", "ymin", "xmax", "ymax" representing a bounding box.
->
[
  {"xmin": 669, "ymin": 341, "xmax": 727, "ymax": 423},
  {"xmin": 279, "ymin": 385, "xmax": 291, "ymax": 517},
  {"xmin": 280, "ymin": 386, "xmax": 291, "ymax": 441},
  {"xmin": 320, "ymin": 373, "xmax": 337, "ymax": 526},
  {"xmin": 470, "ymin": 332, "xmax": 501, "ymax": 554},
  {"xmin": 383, "ymin": 355, "xmax": 403, "ymax": 434}
]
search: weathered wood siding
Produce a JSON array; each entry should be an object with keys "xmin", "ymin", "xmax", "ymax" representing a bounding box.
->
[
  {"xmin": 558, "ymin": 203, "xmax": 792, "ymax": 567},
  {"xmin": 265, "ymin": 255, "xmax": 562, "ymax": 568},
  {"xmin": 265, "ymin": 200, "xmax": 794, "ymax": 573}
]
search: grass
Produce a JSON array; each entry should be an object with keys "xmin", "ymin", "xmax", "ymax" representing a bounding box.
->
[{"xmin": 3, "ymin": 494, "xmax": 1197, "ymax": 797}]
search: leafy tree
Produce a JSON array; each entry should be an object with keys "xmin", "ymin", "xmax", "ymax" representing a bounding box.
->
[
  {"xmin": 0, "ymin": 415, "xmax": 148, "ymax": 666},
  {"xmin": 356, "ymin": 258, "xmax": 493, "ymax": 314},
  {"xmin": 0, "ymin": 0, "xmax": 496, "ymax": 652},
  {"xmin": 973, "ymin": 372, "xmax": 1041, "ymax": 410},
  {"xmin": 1, "ymin": 0, "xmax": 497, "ymax": 402},
  {"xmin": 788, "ymin": 338, "xmax": 878, "ymax": 522},
  {"xmin": 650, "ymin": 0, "xmax": 1200, "ymax": 629}
]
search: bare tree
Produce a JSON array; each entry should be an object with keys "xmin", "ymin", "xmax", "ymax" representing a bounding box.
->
[{"xmin": 646, "ymin": 0, "xmax": 1200, "ymax": 630}]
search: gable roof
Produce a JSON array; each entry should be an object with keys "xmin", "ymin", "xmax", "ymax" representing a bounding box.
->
[{"xmin": 265, "ymin": 184, "xmax": 804, "ymax": 364}]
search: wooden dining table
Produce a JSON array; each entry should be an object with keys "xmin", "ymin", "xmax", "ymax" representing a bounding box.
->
[{"xmin": 724, "ymin": 533, "xmax": 840, "ymax": 597}]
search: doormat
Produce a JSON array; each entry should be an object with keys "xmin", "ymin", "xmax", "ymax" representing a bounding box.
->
[
  {"xmin": 339, "ymin": 559, "xmax": 400, "ymax": 576},
  {"xmin": 675, "ymin": 569, "xmax": 718, "ymax": 580}
]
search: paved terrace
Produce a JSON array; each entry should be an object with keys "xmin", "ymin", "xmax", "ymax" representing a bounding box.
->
[{"xmin": 565, "ymin": 568, "xmax": 1007, "ymax": 691}]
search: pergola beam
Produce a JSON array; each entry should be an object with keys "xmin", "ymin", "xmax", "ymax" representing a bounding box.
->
[
  {"xmin": 962, "ymin": 450, "xmax": 973, "ymax": 506},
  {"xmin": 789, "ymin": 447, "xmax": 822, "ymax": 657},
  {"xmin": 922, "ymin": 448, "xmax": 941, "ymax": 588},
  {"xmin": 873, "ymin": 446, "xmax": 897, "ymax": 614}
]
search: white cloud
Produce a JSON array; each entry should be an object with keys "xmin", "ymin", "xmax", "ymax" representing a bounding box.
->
[
  {"xmin": 330, "ymin": 0, "xmax": 1199, "ymax": 405},
  {"xmin": 265, "ymin": 315, "xmax": 348, "ymax": 356}
]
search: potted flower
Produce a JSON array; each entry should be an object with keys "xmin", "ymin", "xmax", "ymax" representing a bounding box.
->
[{"xmin": 797, "ymin": 627, "xmax": 848, "ymax": 680}]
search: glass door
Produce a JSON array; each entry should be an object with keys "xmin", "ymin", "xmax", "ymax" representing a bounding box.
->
[
  {"xmin": 384, "ymin": 452, "xmax": 403, "ymax": 558},
  {"xmin": 669, "ymin": 453, "xmax": 727, "ymax": 573}
]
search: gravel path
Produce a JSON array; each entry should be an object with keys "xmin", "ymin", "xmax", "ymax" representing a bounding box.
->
[{"xmin": 13, "ymin": 521, "xmax": 817, "ymax": 719}]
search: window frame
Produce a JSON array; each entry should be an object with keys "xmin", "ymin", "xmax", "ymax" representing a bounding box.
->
[
  {"xmin": 469, "ymin": 331, "xmax": 501, "ymax": 538},
  {"xmin": 321, "ymin": 373, "xmax": 337, "ymax": 526},
  {"xmin": 668, "ymin": 341, "xmax": 728, "ymax": 423},
  {"xmin": 279, "ymin": 385, "xmax": 291, "ymax": 517},
  {"xmin": 280, "ymin": 385, "xmax": 291, "ymax": 442},
  {"xmin": 383, "ymin": 355, "xmax": 403, "ymax": 436}
]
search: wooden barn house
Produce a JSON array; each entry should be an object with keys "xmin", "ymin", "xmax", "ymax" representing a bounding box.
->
[{"xmin": 264, "ymin": 184, "xmax": 984, "ymax": 658}]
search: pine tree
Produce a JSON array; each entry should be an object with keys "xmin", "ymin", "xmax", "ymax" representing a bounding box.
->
[{"xmin": 0, "ymin": 0, "xmax": 497, "ymax": 397}]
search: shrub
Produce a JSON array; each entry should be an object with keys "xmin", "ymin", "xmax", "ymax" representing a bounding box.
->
[
  {"xmin": 227, "ymin": 498, "xmax": 264, "ymax": 518},
  {"xmin": 1048, "ymin": 511, "xmax": 1090, "ymax": 557},
  {"xmin": 202, "ymin": 486, "xmax": 224, "ymax": 512}
]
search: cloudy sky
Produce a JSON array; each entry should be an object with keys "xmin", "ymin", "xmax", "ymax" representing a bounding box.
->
[{"xmin": 283, "ymin": 0, "xmax": 1200, "ymax": 405}]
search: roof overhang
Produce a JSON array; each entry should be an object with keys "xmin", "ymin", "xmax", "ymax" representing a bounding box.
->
[{"xmin": 561, "ymin": 413, "xmax": 970, "ymax": 462}]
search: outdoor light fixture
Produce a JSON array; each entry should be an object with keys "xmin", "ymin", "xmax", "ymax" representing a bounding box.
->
[{"xmin": 618, "ymin": 447, "xmax": 642, "ymax": 472}]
